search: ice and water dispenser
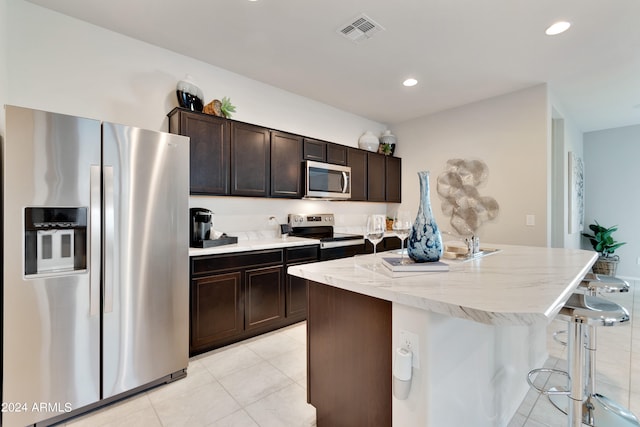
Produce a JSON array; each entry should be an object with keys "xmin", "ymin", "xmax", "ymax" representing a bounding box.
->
[{"xmin": 24, "ymin": 207, "xmax": 87, "ymax": 275}]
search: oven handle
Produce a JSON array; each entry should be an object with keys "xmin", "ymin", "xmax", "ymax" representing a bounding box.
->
[{"xmin": 321, "ymin": 239, "xmax": 365, "ymax": 249}]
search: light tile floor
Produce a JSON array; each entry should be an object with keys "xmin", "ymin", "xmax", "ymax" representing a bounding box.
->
[
  {"xmin": 63, "ymin": 281, "xmax": 640, "ymax": 427},
  {"xmin": 64, "ymin": 323, "xmax": 316, "ymax": 427}
]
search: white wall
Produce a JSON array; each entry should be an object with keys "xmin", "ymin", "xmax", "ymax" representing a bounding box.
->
[
  {"xmin": 583, "ymin": 124, "xmax": 640, "ymax": 278},
  {"xmin": 1, "ymin": 1, "xmax": 590, "ymax": 243},
  {"xmin": 392, "ymin": 85, "xmax": 549, "ymax": 247},
  {"xmin": 4, "ymin": 0, "xmax": 389, "ymax": 233}
]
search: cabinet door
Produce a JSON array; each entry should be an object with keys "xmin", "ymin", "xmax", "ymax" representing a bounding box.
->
[
  {"xmin": 347, "ymin": 148, "xmax": 367, "ymax": 201},
  {"xmin": 169, "ymin": 110, "xmax": 230, "ymax": 195},
  {"xmin": 287, "ymin": 273, "xmax": 308, "ymax": 318},
  {"xmin": 367, "ymin": 152, "xmax": 386, "ymax": 202},
  {"xmin": 245, "ymin": 266, "xmax": 285, "ymax": 330},
  {"xmin": 385, "ymin": 156, "xmax": 402, "ymax": 202},
  {"xmin": 327, "ymin": 143, "xmax": 347, "ymax": 165},
  {"xmin": 231, "ymin": 122, "xmax": 270, "ymax": 196},
  {"xmin": 303, "ymin": 138, "xmax": 326, "ymax": 162},
  {"xmin": 271, "ymin": 131, "xmax": 303, "ymax": 198},
  {"xmin": 285, "ymin": 245, "xmax": 318, "ymax": 319},
  {"xmin": 190, "ymin": 272, "xmax": 243, "ymax": 352}
]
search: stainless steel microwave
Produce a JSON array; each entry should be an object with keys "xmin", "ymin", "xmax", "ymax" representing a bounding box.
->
[{"xmin": 305, "ymin": 160, "xmax": 351, "ymax": 200}]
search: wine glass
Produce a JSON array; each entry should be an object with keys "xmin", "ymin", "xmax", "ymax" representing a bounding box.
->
[
  {"xmin": 365, "ymin": 215, "xmax": 385, "ymax": 264},
  {"xmin": 393, "ymin": 210, "xmax": 412, "ymax": 264}
]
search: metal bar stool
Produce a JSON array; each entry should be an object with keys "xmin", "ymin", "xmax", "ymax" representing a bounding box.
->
[
  {"xmin": 580, "ymin": 275, "xmax": 629, "ymax": 408},
  {"xmin": 528, "ymin": 292, "xmax": 638, "ymax": 427},
  {"xmin": 549, "ymin": 275, "xmax": 637, "ymax": 426}
]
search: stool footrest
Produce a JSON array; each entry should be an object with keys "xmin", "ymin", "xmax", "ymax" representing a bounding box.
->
[
  {"xmin": 527, "ymin": 368, "xmax": 571, "ymax": 395},
  {"xmin": 553, "ymin": 329, "xmax": 568, "ymax": 346}
]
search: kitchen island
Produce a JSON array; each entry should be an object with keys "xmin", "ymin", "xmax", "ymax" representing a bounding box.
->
[{"xmin": 287, "ymin": 244, "xmax": 597, "ymax": 427}]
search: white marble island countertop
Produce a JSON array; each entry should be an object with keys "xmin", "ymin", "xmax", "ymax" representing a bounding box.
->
[{"xmin": 288, "ymin": 244, "xmax": 597, "ymax": 326}]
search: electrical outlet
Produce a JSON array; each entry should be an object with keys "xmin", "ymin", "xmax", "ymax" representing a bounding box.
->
[
  {"xmin": 399, "ymin": 329, "xmax": 419, "ymax": 368},
  {"xmin": 526, "ymin": 214, "xmax": 535, "ymax": 226}
]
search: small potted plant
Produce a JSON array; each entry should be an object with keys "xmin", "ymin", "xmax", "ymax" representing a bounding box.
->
[
  {"xmin": 203, "ymin": 96, "xmax": 236, "ymax": 118},
  {"xmin": 582, "ymin": 221, "xmax": 626, "ymax": 276},
  {"xmin": 386, "ymin": 216, "xmax": 394, "ymax": 231}
]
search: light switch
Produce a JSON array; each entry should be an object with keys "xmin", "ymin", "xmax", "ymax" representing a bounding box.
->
[{"xmin": 526, "ymin": 214, "xmax": 535, "ymax": 226}]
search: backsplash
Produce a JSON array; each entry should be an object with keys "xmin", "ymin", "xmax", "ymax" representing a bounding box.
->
[{"xmin": 189, "ymin": 196, "xmax": 389, "ymax": 240}]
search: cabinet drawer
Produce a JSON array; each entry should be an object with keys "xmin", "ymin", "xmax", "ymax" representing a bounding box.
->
[
  {"xmin": 286, "ymin": 245, "xmax": 319, "ymax": 264},
  {"xmin": 192, "ymin": 249, "xmax": 283, "ymax": 276}
]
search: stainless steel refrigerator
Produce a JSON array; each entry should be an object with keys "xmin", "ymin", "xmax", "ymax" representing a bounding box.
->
[{"xmin": 1, "ymin": 105, "xmax": 189, "ymax": 426}]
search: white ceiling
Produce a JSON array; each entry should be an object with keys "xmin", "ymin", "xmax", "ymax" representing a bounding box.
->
[{"xmin": 26, "ymin": 0, "xmax": 640, "ymax": 132}]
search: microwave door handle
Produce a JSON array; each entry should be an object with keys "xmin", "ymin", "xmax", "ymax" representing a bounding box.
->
[{"xmin": 342, "ymin": 171, "xmax": 349, "ymax": 193}]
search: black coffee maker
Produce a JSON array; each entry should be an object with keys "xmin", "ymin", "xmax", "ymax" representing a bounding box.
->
[{"xmin": 190, "ymin": 208, "xmax": 213, "ymax": 247}]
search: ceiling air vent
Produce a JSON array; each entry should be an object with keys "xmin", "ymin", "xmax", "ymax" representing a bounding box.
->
[{"xmin": 337, "ymin": 14, "xmax": 385, "ymax": 44}]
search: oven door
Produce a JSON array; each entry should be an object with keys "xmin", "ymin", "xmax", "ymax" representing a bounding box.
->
[{"xmin": 305, "ymin": 160, "xmax": 351, "ymax": 200}]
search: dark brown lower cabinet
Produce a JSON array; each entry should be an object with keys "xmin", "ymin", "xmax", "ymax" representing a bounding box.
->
[
  {"xmin": 285, "ymin": 245, "xmax": 319, "ymax": 318},
  {"xmin": 190, "ymin": 246, "xmax": 318, "ymax": 355},
  {"xmin": 245, "ymin": 266, "xmax": 284, "ymax": 330},
  {"xmin": 286, "ymin": 273, "xmax": 308, "ymax": 318},
  {"xmin": 191, "ymin": 272, "xmax": 243, "ymax": 351},
  {"xmin": 307, "ymin": 281, "xmax": 392, "ymax": 427}
]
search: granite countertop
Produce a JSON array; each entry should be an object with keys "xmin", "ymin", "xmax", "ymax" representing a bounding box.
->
[
  {"xmin": 287, "ymin": 244, "xmax": 597, "ymax": 326},
  {"xmin": 189, "ymin": 236, "xmax": 321, "ymax": 257}
]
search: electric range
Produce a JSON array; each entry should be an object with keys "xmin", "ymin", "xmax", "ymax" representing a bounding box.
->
[{"xmin": 288, "ymin": 213, "xmax": 365, "ymax": 260}]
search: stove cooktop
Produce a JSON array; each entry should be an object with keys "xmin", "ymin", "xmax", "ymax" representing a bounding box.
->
[{"xmin": 288, "ymin": 213, "xmax": 364, "ymax": 246}]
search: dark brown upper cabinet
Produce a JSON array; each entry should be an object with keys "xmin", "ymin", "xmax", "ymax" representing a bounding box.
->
[
  {"xmin": 271, "ymin": 131, "xmax": 303, "ymax": 198},
  {"xmin": 304, "ymin": 138, "xmax": 347, "ymax": 166},
  {"xmin": 168, "ymin": 109, "xmax": 230, "ymax": 195},
  {"xmin": 367, "ymin": 152, "xmax": 386, "ymax": 202},
  {"xmin": 385, "ymin": 156, "xmax": 402, "ymax": 203},
  {"xmin": 326, "ymin": 143, "xmax": 347, "ymax": 166},
  {"xmin": 303, "ymin": 138, "xmax": 326, "ymax": 162},
  {"xmin": 168, "ymin": 108, "xmax": 400, "ymax": 202},
  {"xmin": 347, "ymin": 148, "xmax": 367, "ymax": 201},
  {"xmin": 231, "ymin": 122, "xmax": 271, "ymax": 197}
]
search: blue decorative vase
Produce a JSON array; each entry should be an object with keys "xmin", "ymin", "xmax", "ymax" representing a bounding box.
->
[{"xmin": 407, "ymin": 171, "xmax": 443, "ymax": 262}]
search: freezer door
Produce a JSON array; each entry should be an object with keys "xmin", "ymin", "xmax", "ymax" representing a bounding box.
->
[
  {"xmin": 101, "ymin": 122, "xmax": 189, "ymax": 398},
  {"xmin": 2, "ymin": 106, "xmax": 101, "ymax": 426}
]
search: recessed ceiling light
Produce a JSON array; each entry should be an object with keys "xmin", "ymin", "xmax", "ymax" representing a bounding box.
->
[
  {"xmin": 545, "ymin": 21, "xmax": 571, "ymax": 36},
  {"xmin": 403, "ymin": 78, "xmax": 418, "ymax": 87}
]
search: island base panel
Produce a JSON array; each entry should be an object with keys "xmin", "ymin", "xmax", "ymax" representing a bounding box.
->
[{"xmin": 307, "ymin": 280, "xmax": 392, "ymax": 427}]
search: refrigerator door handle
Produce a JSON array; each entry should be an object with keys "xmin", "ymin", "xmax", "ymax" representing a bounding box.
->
[
  {"xmin": 90, "ymin": 165, "xmax": 101, "ymax": 316},
  {"xmin": 103, "ymin": 165, "xmax": 115, "ymax": 313}
]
